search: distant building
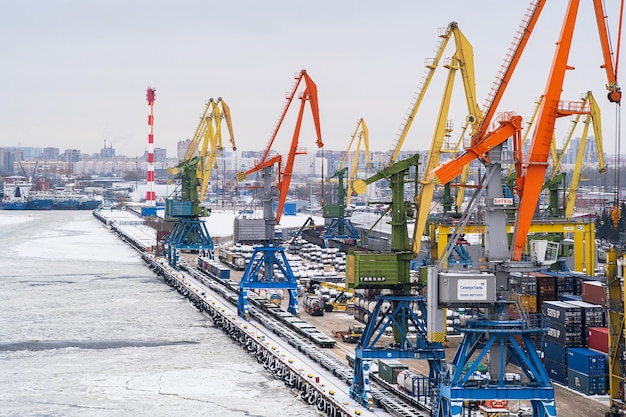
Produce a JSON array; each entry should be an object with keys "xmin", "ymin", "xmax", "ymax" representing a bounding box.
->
[
  {"xmin": 43, "ymin": 147, "xmax": 60, "ymax": 161},
  {"xmin": 100, "ymin": 142, "xmax": 115, "ymax": 158},
  {"xmin": 177, "ymin": 139, "xmax": 191, "ymax": 162},
  {"xmin": 0, "ymin": 148, "xmax": 22, "ymax": 176},
  {"xmin": 153, "ymin": 147, "xmax": 167, "ymax": 162}
]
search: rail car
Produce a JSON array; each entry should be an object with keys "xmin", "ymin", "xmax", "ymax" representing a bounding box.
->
[
  {"xmin": 185, "ymin": 261, "xmax": 336, "ymax": 348},
  {"xmin": 218, "ymin": 250, "xmax": 247, "ymax": 270}
]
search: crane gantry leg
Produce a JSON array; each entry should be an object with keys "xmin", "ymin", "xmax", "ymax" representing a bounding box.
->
[
  {"xmin": 350, "ymin": 295, "xmax": 445, "ymax": 409},
  {"xmin": 237, "ymin": 245, "xmax": 299, "ymax": 320},
  {"xmin": 436, "ymin": 315, "xmax": 556, "ymax": 417},
  {"xmin": 165, "ymin": 219, "xmax": 214, "ymax": 268}
]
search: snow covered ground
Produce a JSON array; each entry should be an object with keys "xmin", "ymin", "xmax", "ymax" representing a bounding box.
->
[{"xmin": 0, "ymin": 211, "xmax": 319, "ymax": 416}]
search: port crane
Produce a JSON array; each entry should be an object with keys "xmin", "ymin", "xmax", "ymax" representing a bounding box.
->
[
  {"xmin": 347, "ymin": 155, "xmax": 446, "ymax": 410},
  {"xmin": 543, "ymin": 91, "xmax": 606, "ymax": 219},
  {"xmin": 320, "ymin": 118, "xmax": 371, "ymax": 247},
  {"xmin": 428, "ymin": 1, "xmax": 622, "ymax": 416},
  {"xmin": 235, "ymin": 69, "xmax": 323, "ymax": 320},
  {"xmin": 164, "ymin": 98, "xmax": 236, "ymax": 267}
]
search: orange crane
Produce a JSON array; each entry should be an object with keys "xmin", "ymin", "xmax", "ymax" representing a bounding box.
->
[
  {"xmin": 236, "ymin": 69, "xmax": 323, "ymax": 224},
  {"xmin": 431, "ymin": 0, "xmax": 621, "ymax": 261},
  {"xmin": 510, "ymin": 0, "xmax": 621, "ymax": 260},
  {"xmin": 235, "ymin": 70, "xmax": 323, "ymax": 320}
]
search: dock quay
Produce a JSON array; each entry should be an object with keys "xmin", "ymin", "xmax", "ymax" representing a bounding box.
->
[{"xmin": 93, "ymin": 208, "xmax": 435, "ymax": 417}]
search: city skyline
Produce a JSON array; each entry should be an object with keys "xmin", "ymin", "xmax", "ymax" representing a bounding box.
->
[{"xmin": 1, "ymin": 1, "xmax": 623, "ymax": 158}]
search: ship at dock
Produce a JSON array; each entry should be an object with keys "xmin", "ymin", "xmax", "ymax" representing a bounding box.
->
[{"xmin": 0, "ymin": 176, "xmax": 101, "ymax": 210}]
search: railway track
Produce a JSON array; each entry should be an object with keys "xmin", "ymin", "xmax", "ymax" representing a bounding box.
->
[
  {"xmin": 180, "ymin": 259, "xmax": 432, "ymax": 417},
  {"xmin": 95, "ymin": 212, "xmax": 432, "ymax": 417}
]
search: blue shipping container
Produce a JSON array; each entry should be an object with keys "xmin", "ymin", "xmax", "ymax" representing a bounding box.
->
[
  {"xmin": 544, "ymin": 358, "xmax": 567, "ymax": 385},
  {"xmin": 567, "ymin": 347, "xmax": 607, "ymax": 376},
  {"xmin": 559, "ymin": 294, "xmax": 582, "ymax": 302},
  {"xmin": 567, "ymin": 368, "xmax": 606, "ymax": 395},
  {"xmin": 543, "ymin": 340, "xmax": 567, "ymax": 363},
  {"xmin": 283, "ymin": 202, "xmax": 297, "ymax": 216}
]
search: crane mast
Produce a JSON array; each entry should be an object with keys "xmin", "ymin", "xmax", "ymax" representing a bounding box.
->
[{"xmin": 235, "ymin": 70, "xmax": 323, "ymax": 321}]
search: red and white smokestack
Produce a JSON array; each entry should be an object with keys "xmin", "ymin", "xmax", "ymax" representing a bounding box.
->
[{"xmin": 146, "ymin": 87, "xmax": 156, "ymax": 207}]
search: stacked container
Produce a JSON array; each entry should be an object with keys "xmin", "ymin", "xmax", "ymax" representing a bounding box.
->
[
  {"xmin": 542, "ymin": 300, "xmax": 583, "ymax": 385},
  {"xmin": 582, "ymin": 281, "xmax": 607, "ymax": 306},
  {"xmin": 566, "ymin": 347, "xmax": 607, "ymax": 395},
  {"xmin": 563, "ymin": 300, "xmax": 605, "ymax": 347},
  {"xmin": 509, "ymin": 272, "xmax": 557, "ymax": 314}
]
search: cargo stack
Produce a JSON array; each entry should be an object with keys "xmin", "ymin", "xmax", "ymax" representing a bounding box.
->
[
  {"xmin": 509, "ymin": 272, "xmax": 557, "ymax": 316},
  {"xmin": 563, "ymin": 300, "xmax": 605, "ymax": 347},
  {"xmin": 542, "ymin": 300, "xmax": 583, "ymax": 385},
  {"xmin": 581, "ymin": 280, "xmax": 607, "ymax": 306},
  {"xmin": 541, "ymin": 271, "xmax": 575, "ymax": 298},
  {"xmin": 566, "ymin": 347, "xmax": 607, "ymax": 395}
]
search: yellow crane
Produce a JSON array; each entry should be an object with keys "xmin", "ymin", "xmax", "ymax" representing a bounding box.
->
[
  {"xmin": 338, "ymin": 118, "xmax": 371, "ymax": 208},
  {"xmin": 406, "ymin": 22, "xmax": 483, "ymax": 256},
  {"xmin": 168, "ymin": 97, "xmax": 236, "ymax": 204},
  {"xmin": 557, "ymin": 92, "xmax": 606, "ymax": 218},
  {"xmin": 164, "ymin": 97, "xmax": 236, "ymax": 267}
]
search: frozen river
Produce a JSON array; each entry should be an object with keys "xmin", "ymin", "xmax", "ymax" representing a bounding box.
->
[{"xmin": 0, "ymin": 210, "xmax": 318, "ymax": 416}]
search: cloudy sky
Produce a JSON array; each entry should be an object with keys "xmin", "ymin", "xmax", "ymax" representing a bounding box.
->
[{"xmin": 0, "ymin": 1, "xmax": 623, "ymax": 158}]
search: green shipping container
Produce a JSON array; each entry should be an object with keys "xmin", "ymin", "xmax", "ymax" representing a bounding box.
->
[
  {"xmin": 346, "ymin": 252, "xmax": 407, "ymax": 288},
  {"xmin": 377, "ymin": 359, "xmax": 408, "ymax": 385}
]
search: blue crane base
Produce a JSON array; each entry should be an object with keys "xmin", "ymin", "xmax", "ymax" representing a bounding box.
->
[
  {"xmin": 350, "ymin": 295, "xmax": 445, "ymax": 409},
  {"xmin": 322, "ymin": 218, "xmax": 360, "ymax": 248},
  {"xmin": 238, "ymin": 245, "xmax": 299, "ymax": 320},
  {"xmin": 165, "ymin": 218, "xmax": 214, "ymax": 268},
  {"xmin": 435, "ymin": 316, "xmax": 556, "ymax": 417}
]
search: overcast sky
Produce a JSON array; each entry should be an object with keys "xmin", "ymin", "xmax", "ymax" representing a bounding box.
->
[{"xmin": 0, "ymin": 1, "xmax": 623, "ymax": 159}]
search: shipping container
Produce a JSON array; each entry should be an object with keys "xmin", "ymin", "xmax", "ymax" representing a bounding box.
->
[
  {"xmin": 543, "ymin": 358, "xmax": 567, "ymax": 385},
  {"xmin": 567, "ymin": 368, "xmax": 607, "ymax": 395},
  {"xmin": 396, "ymin": 370, "xmax": 429, "ymax": 399},
  {"xmin": 582, "ymin": 281, "xmax": 606, "ymax": 306},
  {"xmin": 587, "ymin": 327, "xmax": 609, "ymax": 354},
  {"xmin": 544, "ymin": 322, "xmax": 582, "ymax": 347},
  {"xmin": 512, "ymin": 293, "xmax": 538, "ymax": 313},
  {"xmin": 377, "ymin": 359, "xmax": 408, "ymax": 385},
  {"xmin": 566, "ymin": 347, "xmax": 607, "ymax": 376},
  {"xmin": 542, "ymin": 301, "xmax": 582, "ymax": 328},
  {"xmin": 566, "ymin": 301, "xmax": 606, "ymax": 327},
  {"xmin": 543, "ymin": 340, "xmax": 567, "ymax": 363},
  {"xmin": 559, "ymin": 294, "xmax": 583, "ymax": 302}
]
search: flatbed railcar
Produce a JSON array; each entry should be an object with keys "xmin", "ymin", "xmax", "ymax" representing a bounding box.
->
[{"xmin": 188, "ymin": 260, "xmax": 336, "ymax": 348}]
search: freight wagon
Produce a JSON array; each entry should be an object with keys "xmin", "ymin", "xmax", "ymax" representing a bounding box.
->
[
  {"xmin": 219, "ymin": 250, "xmax": 247, "ymax": 271},
  {"xmin": 197, "ymin": 256, "xmax": 231, "ymax": 280}
]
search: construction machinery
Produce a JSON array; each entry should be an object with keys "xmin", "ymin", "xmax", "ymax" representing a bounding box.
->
[
  {"xmin": 316, "ymin": 281, "xmax": 355, "ymax": 312},
  {"xmin": 338, "ymin": 118, "xmax": 371, "ymax": 209},
  {"xmin": 235, "ymin": 70, "xmax": 323, "ymax": 320},
  {"xmin": 321, "ymin": 167, "xmax": 360, "ymax": 247},
  {"xmin": 164, "ymin": 98, "xmax": 236, "ymax": 267},
  {"xmin": 333, "ymin": 325, "xmax": 365, "ymax": 343}
]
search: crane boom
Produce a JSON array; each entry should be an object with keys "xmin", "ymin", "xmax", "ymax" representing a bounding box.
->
[
  {"xmin": 236, "ymin": 70, "xmax": 323, "ymax": 223},
  {"xmin": 411, "ymin": 23, "xmax": 481, "ymax": 256},
  {"xmin": 511, "ymin": 0, "xmax": 620, "ymax": 260},
  {"xmin": 339, "ymin": 118, "xmax": 370, "ymax": 208},
  {"xmin": 592, "ymin": 0, "xmax": 622, "ymax": 103}
]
